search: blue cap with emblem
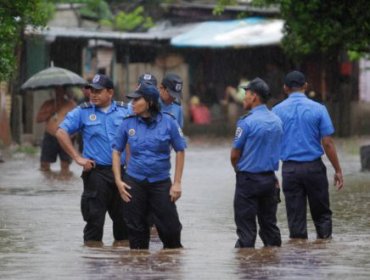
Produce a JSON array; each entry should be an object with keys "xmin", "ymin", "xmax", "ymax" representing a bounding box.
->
[
  {"xmin": 127, "ymin": 82, "xmax": 159, "ymax": 101},
  {"xmin": 137, "ymin": 73, "xmax": 157, "ymax": 86},
  {"xmin": 162, "ymin": 73, "xmax": 183, "ymax": 100},
  {"xmin": 241, "ymin": 77, "xmax": 270, "ymax": 99},
  {"xmin": 88, "ymin": 74, "xmax": 114, "ymax": 90}
]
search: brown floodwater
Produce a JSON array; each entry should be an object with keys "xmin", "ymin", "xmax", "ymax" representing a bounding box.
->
[{"xmin": 0, "ymin": 138, "xmax": 369, "ymax": 279}]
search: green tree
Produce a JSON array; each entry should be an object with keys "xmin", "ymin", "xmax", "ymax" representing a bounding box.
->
[
  {"xmin": 216, "ymin": 0, "xmax": 370, "ymax": 60},
  {"xmin": 0, "ymin": 0, "xmax": 54, "ymax": 81},
  {"xmin": 114, "ymin": 6, "xmax": 153, "ymax": 31}
]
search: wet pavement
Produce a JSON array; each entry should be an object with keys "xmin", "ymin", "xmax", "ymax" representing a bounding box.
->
[{"xmin": 1, "ymin": 137, "xmax": 370, "ymax": 279}]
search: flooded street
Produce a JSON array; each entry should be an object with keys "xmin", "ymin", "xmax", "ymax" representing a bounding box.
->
[{"xmin": 1, "ymin": 137, "xmax": 370, "ymax": 279}]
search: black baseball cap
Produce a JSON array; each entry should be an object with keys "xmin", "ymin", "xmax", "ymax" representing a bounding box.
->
[
  {"xmin": 241, "ymin": 77, "xmax": 270, "ymax": 98},
  {"xmin": 284, "ymin": 70, "xmax": 306, "ymax": 88},
  {"xmin": 88, "ymin": 74, "xmax": 114, "ymax": 90},
  {"xmin": 162, "ymin": 73, "xmax": 183, "ymax": 100},
  {"xmin": 127, "ymin": 82, "xmax": 159, "ymax": 101},
  {"xmin": 137, "ymin": 73, "xmax": 157, "ymax": 86}
]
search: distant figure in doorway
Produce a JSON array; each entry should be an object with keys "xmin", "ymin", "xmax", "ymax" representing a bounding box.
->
[
  {"xmin": 189, "ymin": 95, "xmax": 211, "ymax": 125},
  {"xmin": 222, "ymin": 78, "xmax": 249, "ymax": 126},
  {"xmin": 36, "ymin": 86, "xmax": 76, "ymax": 174}
]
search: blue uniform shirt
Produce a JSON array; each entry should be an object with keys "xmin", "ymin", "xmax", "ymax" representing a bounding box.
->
[
  {"xmin": 160, "ymin": 99, "xmax": 184, "ymax": 128},
  {"xmin": 233, "ymin": 105, "xmax": 283, "ymax": 172},
  {"xmin": 112, "ymin": 112, "xmax": 187, "ymax": 182},
  {"xmin": 272, "ymin": 92, "xmax": 335, "ymax": 161},
  {"xmin": 59, "ymin": 101, "xmax": 130, "ymax": 166}
]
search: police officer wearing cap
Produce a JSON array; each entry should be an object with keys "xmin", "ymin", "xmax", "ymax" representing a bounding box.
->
[
  {"xmin": 56, "ymin": 74, "xmax": 130, "ymax": 245},
  {"xmin": 138, "ymin": 73, "xmax": 157, "ymax": 87},
  {"xmin": 127, "ymin": 73, "xmax": 158, "ymax": 115},
  {"xmin": 272, "ymin": 70, "xmax": 344, "ymax": 240},
  {"xmin": 159, "ymin": 73, "xmax": 184, "ymax": 128},
  {"xmin": 112, "ymin": 82, "xmax": 186, "ymax": 250},
  {"xmin": 231, "ymin": 77, "xmax": 282, "ymax": 248}
]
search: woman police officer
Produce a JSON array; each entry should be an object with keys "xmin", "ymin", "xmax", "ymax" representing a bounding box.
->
[{"xmin": 112, "ymin": 82, "xmax": 186, "ymax": 250}]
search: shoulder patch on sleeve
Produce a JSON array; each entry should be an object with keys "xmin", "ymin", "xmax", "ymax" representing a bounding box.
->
[
  {"xmin": 116, "ymin": 101, "xmax": 128, "ymax": 108},
  {"xmin": 163, "ymin": 112, "xmax": 176, "ymax": 119},
  {"xmin": 79, "ymin": 102, "xmax": 93, "ymax": 109},
  {"xmin": 235, "ymin": 127, "xmax": 243, "ymax": 139}
]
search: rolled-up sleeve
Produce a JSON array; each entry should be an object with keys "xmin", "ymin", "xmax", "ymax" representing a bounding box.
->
[
  {"xmin": 320, "ymin": 105, "xmax": 335, "ymax": 137},
  {"xmin": 233, "ymin": 120, "xmax": 248, "ymax": 150},
  {"xmin": 112, "ymin": 120, "xmax": 128, "ymax": 152},
  {"xmin": 169, "ymin": 119, "xmax": 187, "ymax": 152},
  {"xmin": 59, "ymin": 108, "xmax": 81, "ymax": 135}
]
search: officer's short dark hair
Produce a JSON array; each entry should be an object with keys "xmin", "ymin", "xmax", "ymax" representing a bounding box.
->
[{"xmin": 241, "ymin": 77, "xmax": 270, "ymax": 103}]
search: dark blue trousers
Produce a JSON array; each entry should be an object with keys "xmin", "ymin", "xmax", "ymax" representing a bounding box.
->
[
  {"xmin": 234, "ymin": 171, "xmax": 281, "ymax": 248},
  {"xmin": 81, "ymin": 166, "xmax": 128, "ymax": 242},
  {"xmin": 282, "ymin": 159, "xmax": 332, "ymax": 239},
  {"xmin": 122, "ymin": 174, "xmax": 183, "ymax": 249}
]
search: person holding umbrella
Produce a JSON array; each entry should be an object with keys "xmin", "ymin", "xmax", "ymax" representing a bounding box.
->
[
  {"xmin": 21, "ymin": 65, "xmax": 88, "ymax": 174},
  {"xmin": 56, "ymin": 74, "xmax": 130, "ymax": 245},
  {"xmin": 36, "ymin": 86, "xmax": 76, "ymax": 174}
]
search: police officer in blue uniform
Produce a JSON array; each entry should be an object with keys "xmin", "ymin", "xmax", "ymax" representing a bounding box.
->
[
  {"xmin": 272, "ymin": 70, "xmax": 344, "ymax": 239},
  {"xmin": 159, "ymin": 73, "xmax": 184, "ymax": 128},
  {"xmin": 138, "ymin": 73, "xmax": 157, "ymax": 87},
  {"xmin": 56, "ymin": 74, "xmax": 130, "ymax": 245},
  {"xmin": 127, "ymin": 73, "xmax": 158, "ymax": 115},
  {"xmin": 231, "ymin": 77, "xmax": 282, "ymax": 248},
  {"xmin": 112, "ymin": 83, "xmax": 186, "ymax": 250}
]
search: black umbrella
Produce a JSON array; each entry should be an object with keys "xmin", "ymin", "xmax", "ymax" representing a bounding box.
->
[{"xmin": 21, "ymin": 66, "xmax": 87, "ymax": 90}]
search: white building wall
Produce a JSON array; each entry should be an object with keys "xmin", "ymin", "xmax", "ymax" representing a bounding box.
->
[{"xmin": 359, "ymin": 59, "xmax": 370, "ymax": 102}]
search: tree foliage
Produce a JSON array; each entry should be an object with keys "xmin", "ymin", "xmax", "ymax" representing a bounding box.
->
[
  {"xmin": 216, "ymin": 0, "xmax": 370, "ymax": 60},
  {"xmin": 56, "ymin": 0, "xmax": 155, "ymax": 31},
  {"xmin": 114, "ymin": 6, "xmax": 153, "ymax": 31},
  {"xmin": 0, "ymin": 0, "xmax": 54, "ymax": 81}
]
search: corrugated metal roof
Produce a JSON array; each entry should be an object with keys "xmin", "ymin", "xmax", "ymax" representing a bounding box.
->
[
  {"xmin": 24, "ymin": 22, "xmax": 198, "ymax": 42},
  {"xmin": 25, "ymin": 18, "xmax": 283, "ymax": 48},
  {"xmin": 171, "ymin": 17, "xmax": 284, "ymax": 48}
]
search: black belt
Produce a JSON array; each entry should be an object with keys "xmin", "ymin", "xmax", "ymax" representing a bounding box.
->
[
  {"xmin": 94, "ymin": 165, "xmax": 112, "ymax": 170},
  {"xmin": 237, "ymin": 171, "xmax": 274, "ymax": 176},
  {"xmin": 283, "ymin": 157, "xmax": 321, "ymax": 164}
]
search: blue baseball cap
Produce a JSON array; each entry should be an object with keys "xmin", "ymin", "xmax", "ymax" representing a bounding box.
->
[
  {"xmin": 137, "ymin": 73, "xmax": 157, "ymax": 86},
  {"xmin": 88, "ymin": 74, "xmax": 114, "ymax": 90},
  {"xmin": 241, "ymin": 77, "xmax": 270, "ymax": 98},
  {"xmin": 127, "ymin": 83, "xmax": 159, "ymax": 101},
  {"xmin": 162, "ymin": 73, "xmax": 183, "ymax": 100}
]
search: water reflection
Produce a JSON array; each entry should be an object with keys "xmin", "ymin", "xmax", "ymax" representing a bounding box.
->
[
  {"xmin": 0, "ymin": 139, "xmax": 370, "ymax": 279},
  {"xmin": 81, "ymin": 248, "xmax": 184, "ymax": 279}
]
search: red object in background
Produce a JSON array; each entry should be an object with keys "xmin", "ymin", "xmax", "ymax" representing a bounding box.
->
[
  {"xmin": 340, "ymin": 62, "xmax": 352, "ymax": 76},
  {"xmin": 190, "ymin": 105, "xmax": 211, "ymax": 125}
]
